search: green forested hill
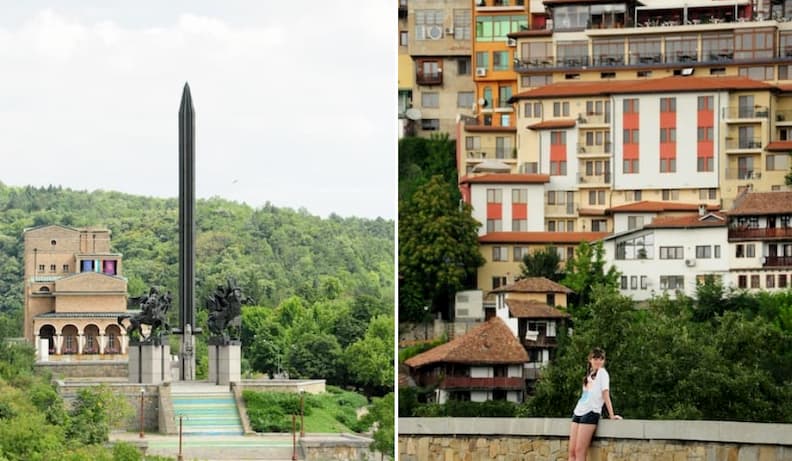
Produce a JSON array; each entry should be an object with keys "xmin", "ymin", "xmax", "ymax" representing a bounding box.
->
[{"xmin": 0, "ymin": 182, "xmax": 394, "ymax": 338}]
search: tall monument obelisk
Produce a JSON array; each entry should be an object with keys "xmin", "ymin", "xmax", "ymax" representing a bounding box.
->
[{"xmin": 178, "ymin": 82, "xmax": 197, "ymax": 380}]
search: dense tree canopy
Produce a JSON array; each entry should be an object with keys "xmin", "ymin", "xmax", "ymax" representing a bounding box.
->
[{"xmin": 520, "ymin": 245, "xmax": 562, "ymax": 281}]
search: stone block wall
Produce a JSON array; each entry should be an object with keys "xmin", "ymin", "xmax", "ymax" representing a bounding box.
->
[{"xmin": 399, "ymin": 418, "xmax": 792, "ymax": 461}]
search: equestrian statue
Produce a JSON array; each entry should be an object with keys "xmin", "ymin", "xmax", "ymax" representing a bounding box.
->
[
  {"xmin": 118, "ymin": 286, "xmax": 172, "ymax": 344},
  {"xmin": 206, "ymin": 277, "xmax": 252, "ymax": 344}
]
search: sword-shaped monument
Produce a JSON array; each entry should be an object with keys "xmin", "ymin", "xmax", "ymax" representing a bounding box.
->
[{"xmin": 178, "ymin": 82, "xmax": 198, "ymax": 380}]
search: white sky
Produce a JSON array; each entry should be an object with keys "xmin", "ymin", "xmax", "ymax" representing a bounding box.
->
[{"xmin": 0, "ymin": 2, "xmax": 396, "ymax": 219}]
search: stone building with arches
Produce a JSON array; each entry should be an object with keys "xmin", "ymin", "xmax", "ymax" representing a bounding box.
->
[{"xmin": 23, "ymin": 224, "xmax": 132, "ymax": 361}]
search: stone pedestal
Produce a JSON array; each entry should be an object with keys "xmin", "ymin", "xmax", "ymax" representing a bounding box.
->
[
  {"xmin": 128, "ymin": 343, "xmax": 172, "ymax": 384},
  {"xmin": 208, "ymin": 342, "xmax": 241, "ymax": 385}
]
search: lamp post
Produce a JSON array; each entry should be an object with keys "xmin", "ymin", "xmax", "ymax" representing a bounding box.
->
[
  {"xmin": 423, "ymin": 305, "xmax": 430, "ymax": 340},
  {"xmin": 299, "ymin": 388, "xmax": 305, "ymax": 438},
  {"xmin": 177, "ymin": 414, "xmax": 184, "ymax": 461},
  {"xmin": 139, "ymin": 387, "xmax": 145, "ymax": 438},
  {"xmin": 291, "ymin": 414, "xmax": 297, "ymax": 461}
]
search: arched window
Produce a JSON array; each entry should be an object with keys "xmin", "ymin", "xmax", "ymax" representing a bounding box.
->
[
  {"xmin": 39, "ymin": 325, "xmax": 56, "ymax": 353},
  {"xmin": 62, "ymin": 325, "xmax": 78, "ymax": 354},
  {"xmin": 105, "ymin": 324, "xmax": 122, "ymax": 354},
  {"xmin": 83, "ymin": 324, "xmax": 100, "ymax": 354}
]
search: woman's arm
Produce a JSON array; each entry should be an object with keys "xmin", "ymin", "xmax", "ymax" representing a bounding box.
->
[{"xmin": 602, "ymin": 389, "xmax": 622, "ymax": 419}]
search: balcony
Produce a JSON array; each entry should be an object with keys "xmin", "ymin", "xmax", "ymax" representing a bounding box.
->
[
  {"xmin": 725, "ymin": 138, "xmax": 763, "ymax": 152},
  {"xmin": 578, "ymin": 173, "xmax": 611, "ymax": 186},
  {"xmin": 577, "ymin": 142, "xmax": 612, "ymax": 156},
  {"xmin": 441, "ymin": 376, "xmax": 524, "ymax": 390},
  {"xmin": 724, "ymin": 168, "xmax": 762, "ymax": 180},
  {"xmin": 729, "ymin": 227, "xmax": 792, "ymax": 240},
  {"xmin": 475, "ymin": 0, "xmax": 525, "ymax": 11},
  {"xmin": 545, "ymin": 203, "xmax": 576, "ymax": 216},
  {"xmin": 764, "ymin": 256, "xmax": 792, "ymax": 267},
  {"xmin": 416, "ymin": 70, "xmax": 442, "ymax": 86},
  {"xmin": 723, "ymin": 106, "xmax": 769, "ymax": 121}
]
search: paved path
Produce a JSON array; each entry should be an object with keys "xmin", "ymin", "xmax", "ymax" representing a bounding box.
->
[{"xmin": 111, "ymin": 432, "xmax": 299, "ymax": 460}]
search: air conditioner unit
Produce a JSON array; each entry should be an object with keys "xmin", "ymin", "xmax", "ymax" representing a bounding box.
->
[
  {"xmin": 476, "ymin": 67, "xmax": 487, "ymax": 77},
  {"xmin": 507, "ymin": 38, "xmax": 517, "ymax": 47},
  {"xmin": 685, "ymin": 258, "xmax": 696, "ymax": 267},
  {"xmin": 427, "ymin": 24, "xmax": 443, "ymax": 40}
]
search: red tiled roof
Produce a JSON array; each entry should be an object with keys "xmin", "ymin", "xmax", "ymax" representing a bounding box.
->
[
  {"xmin": 492, "ymin": 276, "xmax": 573, "ymax": 294},
  {"xmin": 777, "ymin": 84, "xmax": 792, "ymax": 93},
  {"xmin": 578, "ymin": 208, "xmax": 607, "ymax": 216},
  {"xmin": 510, "ymin": 76, "xmax": 775, "ymax": 101},
  {"xmin": 460, "ymin": 174, "xmax": 551, "ymax": 184},
  {"xmin": 527, "ymin": 119, "xmax": 577, "ymax": 130},
  {"xmin": 464, "ymin": 125, "xmax": 518, "ymax": 133},
  {"xmin": 506, "ymin": 299, "xmax": 570, "ymax": 318},
  {"xmin": 729, "ymin": 191, "xmax": 792, "ymax": 215},
  {"xmin": 479, "ymin": 231, "xmax": 609, "ymax": 243},
  {"xmin": 766, "ymin": 141, "xmax": 792, "ymax": 151},
  {"xmin": 608, "ymin": 201, "xmax": 720, "ymax": 213},
  {"xmin": 404, "ymin": 317, "xmax": 528, "ymax": 368},
  {"xmin": 645, "ymin": 212, "xmax": 727, "ymax": 229}
]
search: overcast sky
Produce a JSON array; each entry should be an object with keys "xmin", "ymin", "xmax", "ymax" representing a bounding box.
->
[{"xmin": 0, "ymin": 1, "xmax": 395, "ymax": 219}]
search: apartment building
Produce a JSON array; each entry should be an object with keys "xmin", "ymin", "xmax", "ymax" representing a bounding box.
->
[{"xmin": 23, "ymin": 225, "xmax": 131, "ymax": 361}]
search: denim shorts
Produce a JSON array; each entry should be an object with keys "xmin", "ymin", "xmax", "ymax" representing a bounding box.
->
[{"xmin": 572, "ymin": 411, "xmax": 600, "ymax": 425}]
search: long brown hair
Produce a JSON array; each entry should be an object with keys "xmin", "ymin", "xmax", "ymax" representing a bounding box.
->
[{"xmin": 582, "ymin": 348, "xmax": 606, "ymax": 386}]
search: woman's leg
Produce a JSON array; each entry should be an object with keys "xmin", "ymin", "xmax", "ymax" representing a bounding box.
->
[
  {"xmin": 568, "ymin": 422, "xmax": 579, "ymax": 460},
  {"xmin": 574, "ymin": 423, "xmax": 597, "ymax": 461}
]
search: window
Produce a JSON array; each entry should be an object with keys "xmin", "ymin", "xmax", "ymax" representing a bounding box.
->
[
  {"xmin": 492, "ymin": 246, "xmax": 509, "ymax": 261},
  {"xmin": 547, "ymin": 220, "xmax": 556, "ymax": 232},
  {"xmin": 399, "ymin": 31, "xmax": 408, "ymax": 46},
  {"xmin": 739, "ymin": 65, "xmax": 775, "ymax": 80},
  {"xmin": 487, "ymin": 189, "xmax": 502, "ymax": 203},
  {"xmin": 476, "ymin": 15, "xmax": 528, "ymax": 42},
  {"xmin": 512, "ymin": 188, "xmax": 527, "ymax": 203},
  {"xmin": 421, "ymin": 119, "xmax": 439, "ymax": 131},
  {"xmin": 466, "ymin": 136, "xmax": 481, "ymax": 150},
  {"xmin": 553, "ymin": 101, "xmax": 570, "ymax": 117},
  {"xmin": 620, "ymin": 276, "xmax": 628, "ymax": 289},
  {"xmin": 662, "ymin": 189, "xmax": 679, "ymax": 201},
  {"xmin": 660, "ymin": 275, "xmax": 684, "ymax": 290},
  {"xmin": 738, "ymin": 275, "xmax": 747, "ymax": 288},
  {"xmin": 550, "ymin": 161, "xmax": 567, "ymax": 176},
  {"xmin": 640, "ymin": 276, "xmax": 648, "ymax": 289},
  {"xmin": 627, "ymin": 216, "xmax": 644, "ymax": 230},
  {"xmin": 697, "ymin": 156, "xmax": 714, "ymax": 172},
  {"xmin": 625, "ymin": 190, "xmax": 642, "ymax": 201},
  {"xmin": 521, "ymin": 75, "xmax": 552, "ymax": 88},
  {"xmin": 49, "ymin": 264, "xmax": 56, "ymax": 272},
  {"xmin": 699, "ymin": 188, "xmax": 717, "ymax": 200},
  {"xmin": 630, "ymin": 276, "xmax": 638, "ymax": 290},
  {"xmin": 623, "ymin": 98, "xmax": 639, "ymax": 113},
  {"xmin": 421, "ymin": 92, "xmax": 439, "ymax": 108},
  {"xmin": 623, "ymin": 128, "xmax": 640, "ymax": 143},
  {"xmin": 696, "ymin": 246, "xmax": 712, "ymax": 258},
  {"xmin": 62, "ymin": 264, "xmax": 69, "ymax": 272},
  {"xmin": 493, "ymin": 51, "xmax": 509, "ymax": 71},
  {"xmin": 458, "ymin": 91, "xmax": 475, "ymax": 109},
  {"xmin": 512, "ymin": 219, "xmax": 528, "ymax": 231},
  {"xmin": 750, "ymin": 274, "xmax": 760, "ymax": 288},
  {"xmin": 591, "ymin": 219, "xmax": 607, "ymax": 232},
  {"xmin": 38, "ymin": 264, "xmax": 45, "ymax": 272},
  {"xmin": 660, "ymin": 158, "xmax": 676, "ymax": 173},
  {"xmin": 415, "ymin": 9, "xmax": 443, "ymax": 41},
  {"xmin": 734, "ymin": 29, "xmax": 774, "ymax": 61},
  {"xmin": 588, "ymin": 190, "xmax": 605, "ymax": 205},
  {"xmin": 487, "ymin": 219, "xmax": 502, "ymax": 232},
  {"xmin": 495, "ymin": 137, "xmax": 513, "ymax": 158},
  {"xmin": 623, "ymin": 159, "xmax": 639, "ymax": 174},
  {"xmin": 767, "ymin": 154, "xmax": 790, "ymax": 171},
  {"xmin": 659, "ymin": 128, "xmax": 676, "ymax": 143},
  {"xmin": 736, "ymin": 244, "xmax": 756, "ymax": 258},
  {"xmin": 660, "ymin": 97, "xmax": 676, "ymax": 113},
  {"xmin": 492, "ymin": 276, "xmax": 507, "ymax": 290},
  {"xmin": 697, "ymin": 96, "xmax": 714, "ymax": 111},
  {"xmin": 714, "ymin": 245, "xmax": 721, "ymax": 258},
  {"xmin": 659, "ymin": 246, "xmax": 684, "ymax": 259},
  {"xmin": 551, "ymin": 130, "xmax": 566, "ymax": 145},
  {"xmin": 453, "ymin": 9, "xmax": 472, "ymax": 40},
  {"xmin": 767, "ymin": 274, "xmax": 776, "ymax": 288},
  {"xmin": 476, "ymin": 51, "xmax": 489, "ymax": 71},
  {"xmin": 457, "ymin": 57, "xmax": 471, "ymax": 75},
  {"xmin": 780, "ymin": 274, "xmax": 788, "ymax": 288},
  {"xmin": 514, "ymin": 247, "xmax": 529, "ymax": 261}
]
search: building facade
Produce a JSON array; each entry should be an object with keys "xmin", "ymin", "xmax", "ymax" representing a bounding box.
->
[{"xmin": 23, "ymin": 225, "xmax": 132, "ymax": 361}]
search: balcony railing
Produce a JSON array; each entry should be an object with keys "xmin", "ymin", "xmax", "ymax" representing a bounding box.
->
[
  {"xmin": 545, "ymin": 203, "xmax": 576, "ymax": 216},
  {"xmin": 764, "ymin": 256, "xmax": 792, "ymax": 267},
  {"xmin": 577, "ymin": 142, "xmax": 612, "ymax": 155},
  {"xmin": 441, "ymin": 376, "xmax": 524, "ymax": 390},
  {"xmin": 723, "ymin": 106, "xmax": 769, "ymax": 120},
  {"xmin": 725, "ymin": 138, "xmax": 763, "ymax": 150},
  {"xmin": 729, "ymin": 227, "xmax": 792, "ymax": 240},
  {"xmin": 578, "ymin": 173, "xmax": 611, "ymax": 185},
  {"xmin": 416, "ymin": 71, "xmax": 442, "ymax": 86},
  {"xmin": 724, "ymin": 168, "xmax": 762, "ymax": 180}
]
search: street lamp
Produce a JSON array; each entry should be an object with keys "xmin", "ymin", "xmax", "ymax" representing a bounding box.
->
[
  {"xmin": 423, "ymin": 305, "xmax": 430, "ymax": 340},
  {"xmin": 299, "ymin": 388, "xmax": 305, "ymax": 438},
  {"xmin": 139, "ymin": 387, "xmax": 145, "ymax": 438},
  {"xmin": 177, "ymin": 414, "xmax": 185, "ymax": 461}
]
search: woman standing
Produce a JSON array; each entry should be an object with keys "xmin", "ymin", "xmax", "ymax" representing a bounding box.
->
[{"xmin": 568, "ymin": 348, "xmax": 621, "ymax": 461}]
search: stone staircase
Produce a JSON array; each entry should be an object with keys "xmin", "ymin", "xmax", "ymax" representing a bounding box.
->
[{"xmin": 170, "ymin": 383, "xmax": 245, "ymax": 436}]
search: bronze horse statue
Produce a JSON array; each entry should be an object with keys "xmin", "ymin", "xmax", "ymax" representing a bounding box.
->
[
  {"xmin": 206, "ymin": 278, "xmax": 252, "ymax": 343},
  {"xmin": 118, "ymin": 286, "xmax": 171, "ymax": 343}
]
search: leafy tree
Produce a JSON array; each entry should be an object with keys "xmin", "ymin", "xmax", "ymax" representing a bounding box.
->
[
  {"xmin": 343, "ymin": 316, "xmax": 394, "ymax": 394},
  {"xmin": 399, "ymin": 176, "xmax": 484, "ymax": 321},
  {"xmin": 520, "ymin": 245, "xmax": 562, "ymax": 281},
  {"xmin": 287, "ymin": 332, "xmax": 343, "ymax": 381},
  {"xmin": 66, "ymin": 385, "xmax": 132, "ymax": 445},
  {"xmin": 361, "ymin": 392, "xmax": 394, "ymax": 460},
  {"xmin": 398, "ymin": 134, "xmax": 457, "ymax": 202},
  {"xmin": 561, "ymin": 241, "xmax": 620, "ymax": 314}
]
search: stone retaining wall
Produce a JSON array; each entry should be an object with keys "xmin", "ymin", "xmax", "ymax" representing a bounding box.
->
[
  {"xmin": 56, "ymin": 380, "xmax": 161, "ymax": 432},
  {"xmin": 240, "ymin": 379, "xmax": 325, "ymax": 394},
  {"xmin": 399, "ymin": 418, "xmax": 792, "ymax": 461},
  {"xmin": 37, "ymin": 360, "xmax": 128, "ymax": 378},
  {"xmin": 300, "ymin": 433, "xmax": 377, "ymax": 461}
]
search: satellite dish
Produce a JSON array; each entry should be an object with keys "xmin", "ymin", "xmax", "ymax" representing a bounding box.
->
[
  {"xmin": 405, "ymin": 108, "xmax": 422, "ymax": 120},
  {"xmin": 478, "ymin": 98, "xmax": 489, "ymax": 108}
]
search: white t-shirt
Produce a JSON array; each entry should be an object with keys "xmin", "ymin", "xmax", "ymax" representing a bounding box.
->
[{"xmin": 573, "ymin": 367, "xmax": 610, "ymax": 416}]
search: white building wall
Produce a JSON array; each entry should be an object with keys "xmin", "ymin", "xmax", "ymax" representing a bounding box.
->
[
  {"xmin": 470, "ymin": 366, "xmax": 491, "ymax": 378},
  {"xmin": 604, "ymin": 226, "xmax": 730, "ymax": 301},
  {"xmin": 613, "ymin": 212, "xmax": 658, "ymax": 234},
  {"xmin": 612, "ymin": 92, "xmax": 721, "ymax": 191},
  {"xmin": 470, "ymin": 186, "xmax": 488, "ymax": 236},
  {"xmin": 494, "ymin": 294, "xmax": 519, "ymax": 336},
  {"xmin": 508, "ymin": 364, "xmax": 522, "ymax": 378},
  {"xmin": 471, "ymin": 391, "xmax": 488, "ymax": 402},
  {"xmin": 545, "ymin": 129, "xmax": 580, "ymax": 191},
  {"xmin": 470, "ymin": 183, "xmax": 547, "ymax": 236}
]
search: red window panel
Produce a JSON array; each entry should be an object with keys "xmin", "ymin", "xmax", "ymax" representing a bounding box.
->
[
  {"xmin": 512, "ymin": 204, "xmax": 527, "ymax": 220},
  {"xmin": 487, "ymin": 202, "xmax": 503, "ymax": 219}
]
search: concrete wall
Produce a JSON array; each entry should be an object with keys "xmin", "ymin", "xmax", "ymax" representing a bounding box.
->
[
  {"xmin": 57, "ymin": 381, "xmax": 161, "ymax": 433},
  {"xmin": 399, "ymin": 418, "xmax": 792, "ymax": 461},
  {"xmin": 37, "ymin": 360, "xmax": 128, "ymax": 378},
  {"xmin": 300, "ymin": 434, "xmax": 378, "ymax": 461},
  {"xmin": 240, "ymin": 379, "xmax": 325, "ymax": 394}
]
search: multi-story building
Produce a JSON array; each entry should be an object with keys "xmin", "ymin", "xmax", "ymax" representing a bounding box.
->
[
  {"xmin": 404, "ymin": 316, "xmax": 529, "ymax": 403},
  {"xmin": 403, "ymin": 0, "xmax": 476, "ymax": 137},
  {"xmin": 23, "ymin": 225, "xmax": 132, "ymax": 361},
  {"xmin": 399, "ymin": 0, "xmax": 415, "ymax": 137}
]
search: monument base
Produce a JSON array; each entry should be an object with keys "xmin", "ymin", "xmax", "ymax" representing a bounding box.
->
[
  {"xmin": 128, "ymin": 342, "xmax": 172, "ymax": 384},
  {"xmin": 208, "ymin": 342, "xmax": 241, "ymax": 385}
]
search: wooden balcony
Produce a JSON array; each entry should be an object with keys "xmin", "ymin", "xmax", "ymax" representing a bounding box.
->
[
  {"xmin": 416, "ymin": 70, "xmax": 442, "ymax": 86},
  {"xmin": 440, "ymin": 376, "xmax": 524, "ymax": 390},
  {"xmin": 764, "ymin": 256, "xmax": 792, "ymax": 267},
  {"xmin": 729, "ymin": 227, "xmax": 792, "ymax": 240}
]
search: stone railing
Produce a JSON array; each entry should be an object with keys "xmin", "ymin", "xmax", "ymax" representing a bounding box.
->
[{"xmin": 399, "ymin": 417, "xmax": 792, "ymax": 460}]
